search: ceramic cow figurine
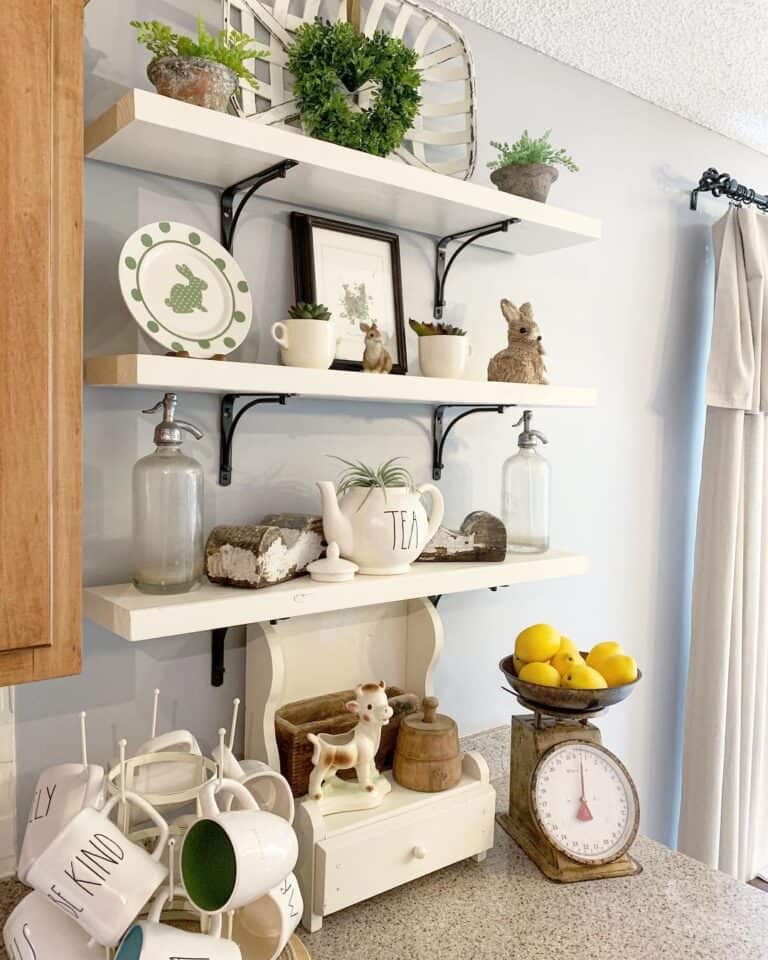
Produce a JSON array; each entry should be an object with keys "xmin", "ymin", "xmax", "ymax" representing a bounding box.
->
[{"xmin": 307, "ymin": 681, "xmax": 394, "ymax": 800}]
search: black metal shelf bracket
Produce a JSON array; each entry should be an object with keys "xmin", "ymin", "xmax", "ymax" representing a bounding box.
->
[
  {"xmin": 432, "ymin": 403, "xmax": 514, "ymax": 480},
  {"xmin": 220, "ymin": 159, "xmax": 299, "ymax": 252},
  {"xmin": 219, "ymin": 393, "xmax": 292, "ymax": 486},
  {"xmin": 211, "ymin": 627, "xmax": 228, "ymax": 687},
  {"xmin": 433, "ymin": 218, "xmax": 520, "ymax": 320}
]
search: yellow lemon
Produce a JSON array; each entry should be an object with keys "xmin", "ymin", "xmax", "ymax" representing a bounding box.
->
[
  {"xmin": 561, "ymin": 664, "xmax": 607, "ymax": 690},
  {"xmin": 586, "ymin": 641, "xmax": 623, "ymax": 673},
  {"xmin": 519, "ymin": 662, "xmax": 561, "ymax": 688},
  {"xmin": 557, "ymin": 635, "xmax": 578, "ymax": 655},
  {"xmin": 599, "ymin": 653, "xmax": 638, "ymax": 687},
  {"xmin": 513, "ymin": 655, "xmax": 527, "ymax": 675},
  {"xmin": 550, "ymin": 650, "xmax": 585, "ymax": 677},
  {"xmin": 515, "ymin": 624, "xmax": 561, "ymax": 663}
]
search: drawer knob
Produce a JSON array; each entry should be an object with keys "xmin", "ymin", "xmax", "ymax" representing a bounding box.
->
[{"xmin": 412, "ymin": 845, "xmax": 427, "ymax": 859}]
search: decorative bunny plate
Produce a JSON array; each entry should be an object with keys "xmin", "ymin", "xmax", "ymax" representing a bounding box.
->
[{"xmin": 119, "ymin": 221, "xmax": 253, "ymax": 358}]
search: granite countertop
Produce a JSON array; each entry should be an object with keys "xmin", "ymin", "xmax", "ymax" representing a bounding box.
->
[
  {"xmin": 297, "ymin": 777, "xmax": 768, "ymax": 960},
  {"xmin": 2, "ymin": 728, "xmax": 766, "ymax": 960}
]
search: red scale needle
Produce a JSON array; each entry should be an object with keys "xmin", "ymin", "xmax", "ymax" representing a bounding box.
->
[{"xmin": 577, "ymin": 757, "xmax": 593, "ymax": 822}]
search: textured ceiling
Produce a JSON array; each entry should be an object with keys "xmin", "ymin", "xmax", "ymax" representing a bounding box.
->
[{"xmin": 437, "ymin": 0, "xmax": 768, "ymax": 155}]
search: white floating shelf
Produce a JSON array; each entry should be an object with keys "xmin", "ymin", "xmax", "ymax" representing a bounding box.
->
[
  {"xmin": 85, "ymin": 355, "xmax": 596, "ymax": 407},
  {"xmin": 84, "ymin": 551, "xmax": 588, "ymax": 642},
  {"xmin": 85, "ymin": 90, "xmax": 601, "ymax": 255}
]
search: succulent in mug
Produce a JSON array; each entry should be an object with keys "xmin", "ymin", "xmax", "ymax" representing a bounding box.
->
[
  {"xmin": 288, "ymin": 302, "xmax": 332, "ymax": 321},
  {"xmin": 409, "ymin": 319, "xmax": 467, "ymax": 337}
]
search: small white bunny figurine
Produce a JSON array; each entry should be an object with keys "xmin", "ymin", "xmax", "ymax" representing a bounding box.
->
[
  {"xmin": 360, "ymin": 322, "xmax": 393, "ymax": 374},
  {"xmin": 487, "ymin": 300, "xmax": 548, "ymax": 384}
]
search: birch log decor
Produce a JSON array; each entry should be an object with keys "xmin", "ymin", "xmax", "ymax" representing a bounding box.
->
[
  {"xmin": 205, "ymin": 514, "xmax": 324, "ymax": 588},
  {"xmin": 419, "ymin": 511, "xmax": 507, "ymax": 562}
]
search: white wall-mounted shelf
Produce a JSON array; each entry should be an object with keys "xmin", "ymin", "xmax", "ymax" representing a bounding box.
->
[
  {"xmin": 85, "ymin": 90, "xmax": 601, "ymax": 255},
  {"xmin": 83, "ymin": 551, "xmax": 588, "ymax": 642},
  {"xmin": 85, "ymin": 354, "xmax": 597, "ymax": 407}
]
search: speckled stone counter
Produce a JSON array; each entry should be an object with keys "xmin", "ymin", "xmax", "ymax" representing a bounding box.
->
[
  {"xmin": 1, "ymin": 728, "xmax": 765, "ymax": 960},
  {"xmin": 296, "ymin": 777, "xmax": 768, "ymax": 960}
]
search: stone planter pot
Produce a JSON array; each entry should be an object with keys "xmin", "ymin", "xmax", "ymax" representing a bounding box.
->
[
  {"xmin": 490, "ymin": 163, "xmax": 559, "ymax": 203},
  {"xmin": 147, "ymin": 57, "xmax": 238, "ymax": 112}
]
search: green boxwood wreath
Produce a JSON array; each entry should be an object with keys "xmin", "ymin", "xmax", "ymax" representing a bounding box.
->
[{"xmin": 286, "ymin": 19, "xmax": 421, "ymax": 157}]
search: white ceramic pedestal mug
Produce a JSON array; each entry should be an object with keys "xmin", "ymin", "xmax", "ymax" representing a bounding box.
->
[
  {"xmin": 213, "ymin": 745, "xmax": 295, "ymax": 824},
  {"xmin": 418, "ymin": 335, "xmax": 472, "ymax": 379},
  {"xmin": 3, "ymin": 891, "xmax": 104, "ymax": 960},
  {"xmin": 233, "ymin": 872, "xmax": 302, "ymax": 960},
  {"xmin": 180, "ymin": 778, "xmax": 298, "ymax": 914},
  {"xmin": 271, "ymin": 317, "xmax": 336, "ymax": 369},
  {"xmin": 18, "ymin": 763, "xmax": 106, "ymax": 883},
  {"xmin": 115, "ymin": 886, "xmax": 241, "ymax": 960},
  {"xmin": 26, "ymin": 790, "xmax": 169, "ymax": 947}
]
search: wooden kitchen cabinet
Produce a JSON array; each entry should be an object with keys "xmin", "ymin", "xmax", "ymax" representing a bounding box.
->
[{"xmin": 0, "ymin": 0, "xmax": 83, "ymax": 683}]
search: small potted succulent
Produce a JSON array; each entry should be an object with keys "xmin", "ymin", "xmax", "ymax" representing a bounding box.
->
[
  {"xmin": 487, "ymin": 130, "xmax": 579, "ymax": 203},
  {"xmin": 130, "ymin": 16, "xmax": 267, "ymax": 113},
  {"xmin": 271, "ymin": 302, "xmax": 336, "ymax": 369},
  {"xmin": 409, "ymin": 319, "xmax": 470, "ymax": 379}
]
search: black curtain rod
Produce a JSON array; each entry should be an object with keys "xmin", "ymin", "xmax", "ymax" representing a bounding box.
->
[{"xmin": 690, "ymin": 167, "xmax": 768, "ymax": 212}]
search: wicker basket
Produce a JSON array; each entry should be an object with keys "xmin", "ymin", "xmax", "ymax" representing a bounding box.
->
[{"xmin": 275, "ymin": 686, "xmax": 412, "ymax": 797}]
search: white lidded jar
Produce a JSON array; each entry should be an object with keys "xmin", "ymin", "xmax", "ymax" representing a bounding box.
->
[
  {"xmin": 133, "ymin": 393, "xmax": 205, "ymax": 594},
  {"xmin": 502, "ymin": 410, "xmax": 550, "ymax": 554}
]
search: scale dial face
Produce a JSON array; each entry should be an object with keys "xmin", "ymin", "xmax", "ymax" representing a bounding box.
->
[{"xmin": 531, "ymin": 740, "xmax": 639, "ymax": 865}]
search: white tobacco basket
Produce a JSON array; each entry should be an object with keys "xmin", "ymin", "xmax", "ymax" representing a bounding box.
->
[{"xmin": 222, "ymin": 0, "xmax": 478, "ymax": 178}]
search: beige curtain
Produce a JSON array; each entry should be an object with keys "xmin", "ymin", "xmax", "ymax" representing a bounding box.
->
[{"xmin": 679, "ymin": 206, "xmax": 768, "ymax": 881}]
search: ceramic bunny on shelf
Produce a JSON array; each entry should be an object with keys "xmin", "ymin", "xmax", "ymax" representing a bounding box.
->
[
  {"xmin": 307, "ymin": 681, "xmax": 394, "ymax": 814},
  {"xmin": 487, "ymin": 299, "xmax": 548, "ymax": 384},
  {"xmin": 360, "ymin": 322, "xmax": 393, "ymax": 373}
]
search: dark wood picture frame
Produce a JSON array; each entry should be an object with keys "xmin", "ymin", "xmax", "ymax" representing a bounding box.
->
[{"xmin": 290, "ymin": 212, "xmax": 408, "ymax": 374}]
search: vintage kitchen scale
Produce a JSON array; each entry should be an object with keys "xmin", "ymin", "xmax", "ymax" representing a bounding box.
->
[{"xmin": 497, "ymin": 654, "xmax": 642, "ymax": 883}]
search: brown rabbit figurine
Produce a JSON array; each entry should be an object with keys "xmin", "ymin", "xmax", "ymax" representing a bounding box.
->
[
  {"xmin": 360, "ymin": 322, "xmax": 393, "ymax": 374},
  {"xmin": 487, "ymin": 300, "xmax": 548, "ymax": 384}
]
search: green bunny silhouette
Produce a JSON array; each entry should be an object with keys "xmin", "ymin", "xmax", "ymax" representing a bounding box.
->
[{"xmin": 165, "ymin": 264, "xmax": 208, "ymax": 314}]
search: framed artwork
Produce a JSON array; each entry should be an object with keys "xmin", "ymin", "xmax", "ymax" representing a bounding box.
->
[{"xmin": 290, "ymin": 213, "xmax": 408, "ymax": 374}]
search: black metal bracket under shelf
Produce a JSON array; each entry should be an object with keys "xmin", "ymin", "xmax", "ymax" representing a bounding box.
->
[
  {"xmin": 433, "ymin": 218, "xmax": 520, "ymax": 320},
  {"xmin": 432, "ymin": 404, "xmax": 515, "ymax": 480},
  {"xmin": 211, "ymin": 627, "xmax": 228, "ymax": 686},
  {"xmin": 220, "ymin": 159, "xmax": 299, "ymax": 252},
  {"xmin": 219, "ymin": 393, "xmax": 293, "ymax": 486}
]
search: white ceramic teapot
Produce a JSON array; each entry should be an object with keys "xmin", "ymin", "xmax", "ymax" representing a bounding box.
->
[{"xmin": 317, "ymin": 480, "xmax": 444, "ymax": 575}]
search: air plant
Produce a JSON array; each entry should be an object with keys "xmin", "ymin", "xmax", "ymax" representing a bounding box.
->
[{"xmin": 330, "ymin": 456, "xmax": 414, "ymax": 510}]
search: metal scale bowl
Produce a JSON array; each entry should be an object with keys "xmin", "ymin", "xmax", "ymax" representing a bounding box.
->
[{"xmin": 498, "ymin": 653, "xmax": 643, "ymax": 883}]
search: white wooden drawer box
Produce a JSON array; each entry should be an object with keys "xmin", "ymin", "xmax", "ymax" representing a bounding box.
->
[{"xmin": 295, "ymin": 752, "xmax": 495, "ymax": 931}]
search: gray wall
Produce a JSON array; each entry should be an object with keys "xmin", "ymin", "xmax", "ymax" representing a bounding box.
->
[{"xmin": 14, "ymin": 0, "xmax": 766, "ymax": 848}]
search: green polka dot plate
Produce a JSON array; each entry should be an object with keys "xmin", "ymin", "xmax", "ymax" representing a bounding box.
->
[{"xmin": 118, "ymin": 221, "xmax": 252, "ymax": 358}]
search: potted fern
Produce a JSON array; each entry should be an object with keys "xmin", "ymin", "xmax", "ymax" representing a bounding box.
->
[
  {"xmin": 409, "ymin": 319, "xmax": 470, "ymax": 379},
  {"xmin": 271, "ymin": 303, "xmax": 336, "ymax": 369},
  {"xmin": 487, "ymin": 131, "xmax": 579, "ymax": 203},
  {"xmin": 131, "ymin": 17, "xmax": 267, "ymax": 113}
]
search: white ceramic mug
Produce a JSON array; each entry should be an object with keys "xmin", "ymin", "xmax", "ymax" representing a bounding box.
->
[
  {"xmin": 115, "ymin": 886, "xmax": 241, "ymax": 960},
  {"xmin": 180, "ymin": 778, "xmax": 298, "ymax": 914},
  {"xmin": 213, "ymin": 746, "xmax": 295, "ymax": 824},
  {"xmin": 26, "ymin": 790, "xmax": 169, "ymax": 947},
  {"xmin": 131, "ymin": 729, "xmax": 203, "ymax": 797},
  {"xmin": 418, "ymin": 335, "xmax": 472, "ymax": 379},
  {"xmin": 18, "ymin": 763, "xmax": 106, "ymax": 883},
  {"xmin": 3, "ymin": 890, "xmax": 102, "ymax": 960},
  {"xmin": 232, "ymin": 872, "xmax": 302, "ymax": 960},
  {"xmin": 271, "ymin": 317, "xmax": 336, "ymax": 369}
]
